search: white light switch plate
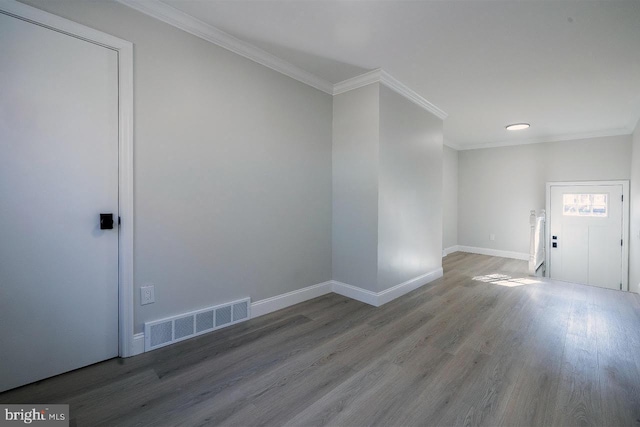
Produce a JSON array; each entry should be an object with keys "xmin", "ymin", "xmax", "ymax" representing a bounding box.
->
[{"xmin": 141, "ymin": 285, "xmax": 155, "ymax": 305}]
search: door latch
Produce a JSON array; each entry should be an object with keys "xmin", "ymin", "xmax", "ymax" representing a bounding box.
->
[{"xmin": 100, "ymin": 213, "xmax": 114, "ymax": 230}]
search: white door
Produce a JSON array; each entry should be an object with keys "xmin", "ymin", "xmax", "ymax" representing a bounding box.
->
[
  {"xmin": 0, "ymin": 12, "xmax": 119, "ymax": 392},
  {"xmin": 548, "ymin": 184, "xmax": 624, "ymax": 290}
]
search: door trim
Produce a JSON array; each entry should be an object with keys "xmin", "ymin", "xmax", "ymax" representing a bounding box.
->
[
  {"xmin": 545, "ymin": 180, "xmax": 630, "ymax": 291},
  {"xmin": 0, "ymin": 1, "xmax": 136, "ymax": 356}
]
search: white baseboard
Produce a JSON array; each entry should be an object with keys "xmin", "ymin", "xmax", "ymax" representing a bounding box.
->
[
  {"xmin": 457, "ymin": 245, "xmax": 529, "ymax": 261},
  {"xmin": 332, "ymin": 267, "xmax": 443, "ymax": 307},
  {"xmin": 131, "ymin": 332, "xmax": 145, "ymax": 356},
  {"xmin": 442, "ymin": 245, "xmax": 460, "ymax": 257},
  {"xmin": 130, "ymin": 269, "xmax": 443, "ymax": 355},
  {"xmin": 377, "ymin": 268, "xmax": 444, "ymax": 305},
  {"xmin": 130, "ymin": 281, "xmax": 334, "ymax": 356},
  {"xmin": 251, "ymin": 280, "xmax": 333, "ymax": 318},
  {"xmin": 331, "ymin": 280, "xmax": 379, "ymax": 306}
]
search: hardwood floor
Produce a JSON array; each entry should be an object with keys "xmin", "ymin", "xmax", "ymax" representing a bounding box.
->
[{"xmin": 2, "ymin": 252, "xmax": 640, "ymax": 426}]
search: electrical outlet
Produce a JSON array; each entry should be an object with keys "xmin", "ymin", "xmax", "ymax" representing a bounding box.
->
[
  {"xmin": 490, "ymin": 234, "xmax": 496, "ymax": 241},
  {"xmin": 140, "ymin": 285, "xmax": 155, "ymax": 305}
]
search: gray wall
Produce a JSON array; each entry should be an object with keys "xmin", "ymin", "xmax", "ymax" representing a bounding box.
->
[
  {"xmin": 458, "ymin": 135, "xmax": 632, "ymax": 254},
  {"xmin": 630, "ymin": 121, "xmax": 640, "ymax": 293},
  {"xmin": 442, "ymin": 145, "xmax": 458, "ymax": 250},
  {"xmin": 332, "ymin": 84, "xmax": 380, "ymax": 292},
  {"xmin": 21, "ymin": 0, "xmax": 333, "ymax": 332},
  {"xmin": 378, "ymin": 86, "xmax": 443, "ymax": 291}
]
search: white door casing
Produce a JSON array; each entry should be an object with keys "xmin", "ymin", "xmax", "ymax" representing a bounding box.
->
[
  {"xmin": 0, "ymin": 0, "xmax": 134, "ymax": 392},
  {"xmin": 546, "ymin": 181, "xmax": 629, "ymax": 291}
]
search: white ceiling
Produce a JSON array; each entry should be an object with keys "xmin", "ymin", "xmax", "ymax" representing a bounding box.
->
[{"xmin": 160, "ymin": 0, "xmax": 640, "ymax": 149}]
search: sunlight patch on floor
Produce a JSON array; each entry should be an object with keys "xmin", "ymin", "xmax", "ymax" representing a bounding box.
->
[{"xmin": 472, "ymin": 273, "xmax": 541, "ymax": 287}]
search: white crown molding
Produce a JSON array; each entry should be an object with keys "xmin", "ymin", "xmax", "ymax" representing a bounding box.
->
[
  {"xmin": 333, "ymin": 69, "xmax": 448, "ymax": 121},
  {"xmin": 115, "ymin": 1, "xmax": 449, "ymax": 119},
  {"xmin": 65, "ymin": 0, "xmax": 640, "ymax": 147},
  {"xmin": 115, "ymin": 0, "xmax": 334, "ymax": 94},
  {"xmin": 458, "ymin": 127, "xmax": 633, "ymax": 151},
  {"xmin": 332, "ymin": 69, "xmax": 382, "ymax": 95},
  {"xmin": 443, "ymin": 139, "xmax": 461, "ymax": 150},
  {"xmin": 379, "ymin": 70, "xmax": 448, "ymax": 120}
]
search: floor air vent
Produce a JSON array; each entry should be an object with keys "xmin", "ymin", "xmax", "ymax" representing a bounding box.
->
[{"xmin": 144, "ymin": 297, "xmax": 250, "ymax": 351}]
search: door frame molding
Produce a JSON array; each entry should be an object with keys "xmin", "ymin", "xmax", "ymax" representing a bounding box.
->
[
  {"xmin": 0, "ymin": 0, "xmax": 136, "ymax": 356},
  {"xmin": 545, "ymin": 180, "xmax": 630, "ymax": 291}
]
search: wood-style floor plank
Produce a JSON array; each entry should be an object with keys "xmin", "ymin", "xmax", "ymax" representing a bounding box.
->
[{"xmin": 2, "ymin": 253, "xmax": 640, "ymax": 426}]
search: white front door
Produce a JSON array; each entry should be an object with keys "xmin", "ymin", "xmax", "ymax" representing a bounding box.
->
[
  {"xmin": 0, "ymin": 11, "xmax": 119, "ymax": 392},
  {"xmin": 548, "ymin": 183, "xmax": 624, "ymax": 290}
]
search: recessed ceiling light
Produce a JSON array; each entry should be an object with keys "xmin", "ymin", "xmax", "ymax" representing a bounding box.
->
[{"xmin": 506, "ymin": 123, "xmax": 530, "ymax": 131}]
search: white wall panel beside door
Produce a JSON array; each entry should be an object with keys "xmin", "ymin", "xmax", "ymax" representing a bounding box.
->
[{"xmin": 0, "ymin": 9, "xmax": 121, "ymax": 392}]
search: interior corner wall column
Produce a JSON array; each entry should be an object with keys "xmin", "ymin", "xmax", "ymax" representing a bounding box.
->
[
  {"xmin": 332, "ymin": 83, "xmax": 381, "ymax": 292},
  {"xmin": 630, "ymin": 119, "xmax": 640, "ymax": 293},
  {"xmin": 332, "ymin": 82, "xmax": 444, "ymax": 294},
  {"xmin": 377, "ymin": 85, "xmax": 443, "ymax": 291},
  {"xmin": 442, "ymin": 145, "xmax": 459, "ymax": 251}
]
